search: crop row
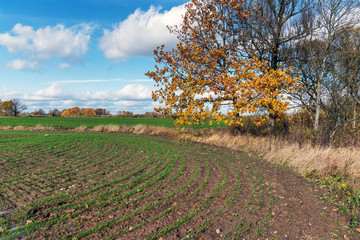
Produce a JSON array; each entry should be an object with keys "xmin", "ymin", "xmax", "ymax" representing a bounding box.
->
[{"xmin": 0, "ymin": 130, "xmax": 275, "ymax": 239}]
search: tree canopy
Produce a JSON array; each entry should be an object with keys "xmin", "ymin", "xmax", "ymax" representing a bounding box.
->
[{"xmin": 146, "ymin": 0, "xmax": 299, "ymax": 127}]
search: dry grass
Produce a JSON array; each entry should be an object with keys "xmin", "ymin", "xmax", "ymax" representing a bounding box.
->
[
  {"xmin": 33, "ymin": 125, "xmax": 56, "ymax": 131},
  {"xmin": 4, "ymin": 124, "xmax": 360, "ymax": 190},
  {"xmin": 191, "ymin": 130, "xmax": 360, "ymax": 191}
]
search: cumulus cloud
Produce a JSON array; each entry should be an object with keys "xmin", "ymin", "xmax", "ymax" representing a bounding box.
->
[
  {"xmin": 0, "ymin": 23, "xmax": 94, "ymax": 70},
  {"xmin": 5, "ymin": 59, "xmax": 40, "ymax": 71},
  {"xmin": 1, "ymin": 82, "xmax": 155, "ymax": 113},
  {"xmin": 99, "ymin": 4, "xmax": 186, "ymax": 61},
  {"xmin": 23, "ymin": 83, "xmax": 71, "ymax": 100},
  {"xmin": 12, "ymin": 82, "xmax": 152, "ymax": 102},
  {"xmin": 77, "ymin": 84, "xmax": 152, "ymax": 101}
]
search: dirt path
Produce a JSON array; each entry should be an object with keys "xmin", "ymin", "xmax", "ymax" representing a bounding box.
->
[{"xmin": 0, "ymin": 131, "xmax": 357, "ymax": 239}]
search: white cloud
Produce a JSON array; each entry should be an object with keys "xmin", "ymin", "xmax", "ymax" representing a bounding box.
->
[
  {"xmin": 77, "ymin": 84, "xmax": 152, "ymax": 101},
  {"xmin": 58, "ymin": 63, "xmax": 70, "ymax": 69},
  {"xmin": 9, "ymin": 82, "xmax": 152, "ymax": 103},
  {"xmin": 99, "ymin": 4, "xmax": 186, "ymax": 61},
  {"xmin": 1, "ymin": 82, "xmax": 155, "ymax": 114},
  {"xmin": 5, "ymin": 59, "xmax": 40, "ymax": 71},
  {"xmin": 23, "ymin": 83, "xmax": 71, "ymax": 100},
  {"xmin": 0, "ymin": 23, "xmax": 94, "ymax": 70},
  {"xmin": 116, "ymin": 84, "xmax": 152, "ymax": 100}
]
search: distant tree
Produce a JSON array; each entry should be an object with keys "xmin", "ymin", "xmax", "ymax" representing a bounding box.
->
[
  {"xmin": 82, "ymin": 108, "xmax": 96, "ymax": 117},
  {"xmin": 69, "ymin": 107, "xmax": 81, "ymax": 116},
  {"xmin": 49, "ymin": 109, "xmax": 61, "ymax": 117},
  {"xmin": 61, "ymin": 109, "xmax": 71, "ymax": 117},
  {"xmin": 95, "ymin": 108, "xmax": 108, "ymax": 116},
  {"xmin": 117, "ymin": 111, "xmax": 134, "ymax": 117},
  {"xmin": 33, "ymin": 109, "xmax": 46, "ymax": 116},
  {"xmin": 0, "ymin": 100, "xmax": 14, "ymax": 116},
  {"xmin": 8, "ymin": 99, "xmax": 27, "ymax": 117}
]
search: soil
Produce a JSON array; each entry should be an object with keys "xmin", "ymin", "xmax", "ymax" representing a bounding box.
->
[{"xmin": 0, "ymin": 131, "xmax": 358, "ymax": 239}]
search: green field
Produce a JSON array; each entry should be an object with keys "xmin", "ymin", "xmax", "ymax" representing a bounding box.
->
[
  {"xmin": 0, "ymin": 117, "xmax": 175, "ymax": 129},
  {"xmin": 0, "ymin": 117, "xmax": 225, "ymax": 129},
  {"xmin": 0, "ymin": 130, "xmax": 275, "ymax": 239}
]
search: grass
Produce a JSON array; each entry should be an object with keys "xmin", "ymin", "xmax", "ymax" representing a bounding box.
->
[{"xmin": 0, "ymin": 116, "xmax": 225, "ymax": 129}]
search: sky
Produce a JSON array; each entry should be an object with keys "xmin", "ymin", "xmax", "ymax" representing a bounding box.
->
[{"xmin": 0, "ymin": 0, "xmax": 188, "ymax": 114}]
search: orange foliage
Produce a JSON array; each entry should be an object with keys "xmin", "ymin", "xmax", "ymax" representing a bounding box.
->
[
  {"xmin": 70, "ymin": 107, "xmax": 81, "ymax": 116},
  {"xmin": 0, "ymin": 100, "xmax": 14, "ymax": 116},
  {"xmin": 61, "ymin": 109, "xmax": 71, "ymax": 117},
  {"xmin": 146, "ymin": 0, "xmax": 299, "ymax": 127},
  {"xmin": 61, "ymin": 107, "xmax": 98, "ymax": 117},
  {"xmin": 82, "ymin": 108, "xmax": 96, "ymax": 117}
]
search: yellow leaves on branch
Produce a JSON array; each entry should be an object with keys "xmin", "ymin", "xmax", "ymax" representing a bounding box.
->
[{"xmin": 145, "ymin": 0, "xmax": 299, "ymax": 127}]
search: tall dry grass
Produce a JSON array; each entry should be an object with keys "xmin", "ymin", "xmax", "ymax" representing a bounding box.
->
[{"xmin": 3, "ymin": 124, "xmax": 359, "ymax": 190}]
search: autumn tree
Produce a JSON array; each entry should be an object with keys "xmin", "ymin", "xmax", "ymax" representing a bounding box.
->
[
  {"xmin": 82, "ymin": 108, "xmax": 96, "ymax": 117},
  {"xmin": 237, "ymin": 0, "xmax": 315, "ymax": 130},
  {"xmin": 70, "ymin": 107, "xmax": 81, "ymax": 116},
  {"xmin": 61, "ymin": 109, "xmax": 71, "ymax": 117},
  {"xmin": 146, "ymin": 0, "xmax": 298, "ymax": 129},
  {"xmin": 0, "ymin": 100, "xmax": 13, "ymax": 116}
]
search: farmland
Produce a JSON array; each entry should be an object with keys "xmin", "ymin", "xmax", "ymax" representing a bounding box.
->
[
  {"xmin": 0, "ymin": 117, "xmax": 226, "ymax": 130},
  {"xmin": 0, "ymin": 130, "xmax": 354, "ymax": 239},
  {"xmin": 0, "ymin": 117, "xmax": 176, "ymax": 129}
]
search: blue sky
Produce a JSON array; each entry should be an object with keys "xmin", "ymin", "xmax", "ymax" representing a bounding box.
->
[{"xmin": 0, "ymin": 0, "xmax": 188, "ymax": 113}]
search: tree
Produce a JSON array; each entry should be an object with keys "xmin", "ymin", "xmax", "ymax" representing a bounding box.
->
[
  {"xmin": 310, "ymin": 0, "xmax": 359, "ymax": 131},
  {"xmin": 69, "ymin": 107, "xmax": 81, "ymax": 116},
  {"xmin": 146, "ymin": 0, "xmax": 298, "ymax": 128},
  {"xmin": 0, "ymin": 100, "xmax": 13, "ymax": 116},
  {"xmin": 237, "ymin": 0, "xmax": 315, "ymax": 130},
  {"xmin": 8, "ymin": 99, "xmax": 27, "ymax": 117},
  {"xmin": 61, "ymin": 109, "xmax": 71, "ymax": 117},
  {"xmin": 335, "ymin": 26, "xmax": 360, "ymax": 129},
  {"xmin": 49, "ymin": 109, "xmax": 61, "ymax": 117},
  {"xmin": 33, "ymin": 109, "xmax": 46, "ymax": 116},
  {"xmin": 95, "ymin": 108, "xmax": 110, "ymax": 116},
  {"xmin": 82, "ymin": 108, "xmax": 96, "ymax": 117},
  {"xmin": 239, "ymin": 0, "xmax": 315, "ymax": 69},
  {"xmin": 290, "ymin": 0, "xmax": 359, "ymax": 144}
]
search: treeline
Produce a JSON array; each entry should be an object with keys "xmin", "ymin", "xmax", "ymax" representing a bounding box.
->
[{"xmin": 0, "ymin": 100, "xmax": 165, "ymax": 118}]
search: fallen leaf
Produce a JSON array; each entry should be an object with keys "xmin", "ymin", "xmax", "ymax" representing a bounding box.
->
[
  {"xmin": 332, "ymin": 208, "xmax": 338, "ymax": 212},
  {"xmin": 109, "ymin": 215, "xmax": 114, "ymax": 219},
  {"xmin": 172, "ymin": 202, "xmax": 177, "ymax": 207}
]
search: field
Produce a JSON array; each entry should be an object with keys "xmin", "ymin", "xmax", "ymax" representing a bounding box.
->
[
  {"xmin": 0, "ymin": 130, "xmax": 355, "ymax": 239},
  {"xmin": 0, "ymin": 117, "xmax": 225, "ymax": 130},
  {"xmin": 0, "ymin": 117, "xmax": 175, "ymax": 129}
]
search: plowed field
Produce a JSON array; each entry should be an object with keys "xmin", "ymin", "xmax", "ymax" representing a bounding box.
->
[{"xmin": 0, "ymin": 131, "xmax": 355, "ymax": 239}]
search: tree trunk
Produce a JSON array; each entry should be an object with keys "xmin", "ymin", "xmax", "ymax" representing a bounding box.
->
[
  {"xmin": 353, "ymin": 96, "xmax": 358, "ymax": 129},
  {"xmin": 314, "ymin": 55, "xmax": 327, "ymax": 132}
]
